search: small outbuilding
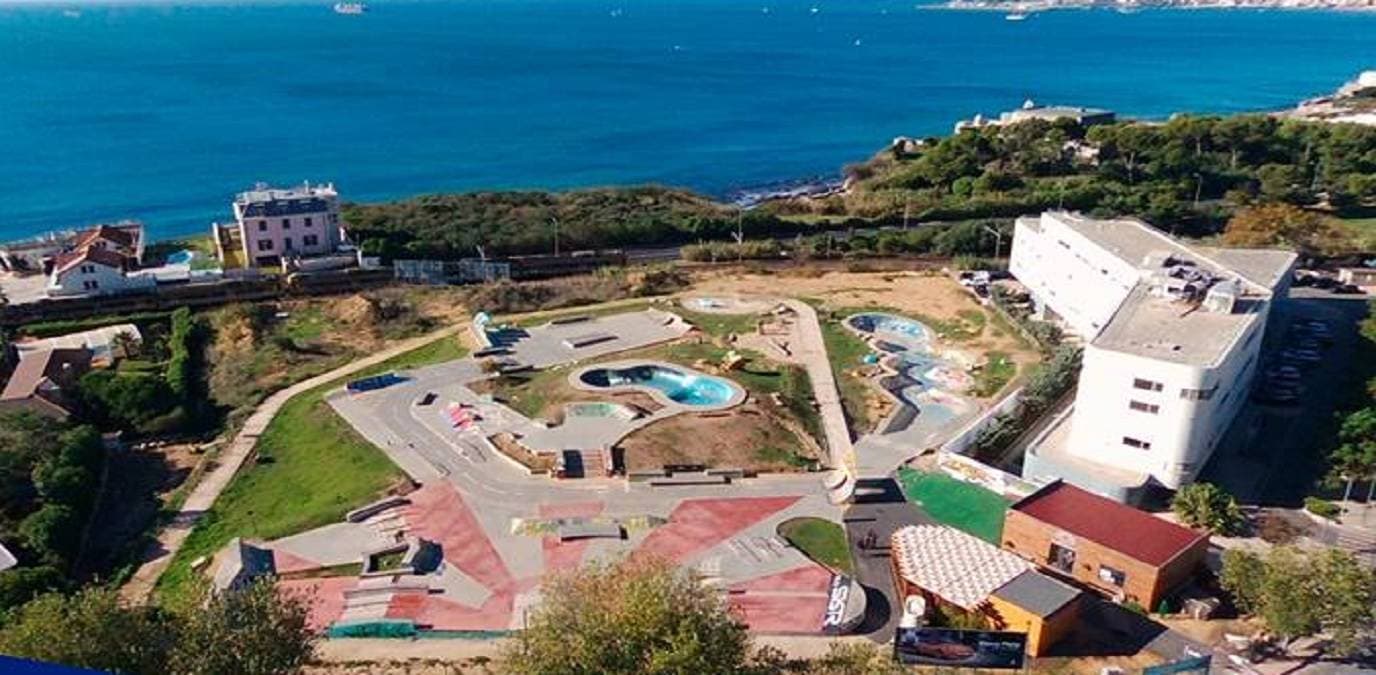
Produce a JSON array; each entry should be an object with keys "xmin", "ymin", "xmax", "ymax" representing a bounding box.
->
[
  {"xmin": 1001, "ymin": 480, "xmax": 1209, "ymax": 610},
  {"xmin": 890, "ymin": 524, "xmax": 1081, "ymax": 657}
]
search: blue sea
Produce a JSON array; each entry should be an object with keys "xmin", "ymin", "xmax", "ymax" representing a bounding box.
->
[{"xmin": 1, "ymin": 1, "xmax": 1375, "ymax": 241}]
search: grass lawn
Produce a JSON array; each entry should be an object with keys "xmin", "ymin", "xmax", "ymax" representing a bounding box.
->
[
  {"xmin": 674, "ymin": 308, "xmax": 762, "ymax": 339},
  {"xmin": 896, "ymin": 467, "xmax": 1008, "ymax": 544},
  {"xmin": 777, "ymin": 517, "xmax": 854, "ymax": 575},
  {"xmin": 154, "ymin": 334, "xmax": 467, "ymax": 601},
  {"xmin": 817, "ymin": 314, "xmax": 878, "ymax": 434},
  {"xmin": 971, "ymin": 351, "xmax": 1018, "ymax": 398},
  {"xmin": 1341, "ymin": 217, "xmax": 1376, "ymax": 250}
]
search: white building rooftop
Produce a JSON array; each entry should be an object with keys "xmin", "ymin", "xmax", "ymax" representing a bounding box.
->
[{"xmin": 1028, "ymin": 212, "xmax": 1296, "ymax": 367}]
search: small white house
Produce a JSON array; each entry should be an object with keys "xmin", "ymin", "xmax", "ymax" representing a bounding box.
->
[{"xmin": 46, "ymin": 246, "xmax": 154, "ymax": 298}]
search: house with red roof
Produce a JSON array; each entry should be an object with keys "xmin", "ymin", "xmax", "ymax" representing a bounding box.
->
[
  {"xmin": 46, "ymin": 244, "xmax": 154, "ymax": 298},
  {"xmin": 70, "ymin": 222, "xmax": 145, "ymax": 265},
  {"xmin": 1000, "ymin": 480, "xmax": 1209, "ymax": 610}
]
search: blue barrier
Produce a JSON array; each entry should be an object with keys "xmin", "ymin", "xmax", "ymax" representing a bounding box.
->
[{"xmin": 346, "ymin": 372, "xmax": 406, "ymax": 393}]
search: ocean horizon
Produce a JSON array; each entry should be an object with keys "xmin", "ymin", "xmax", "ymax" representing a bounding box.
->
[{"xmin": 2, "ymin": 0, "xmax": 1375, "ymax": 242}]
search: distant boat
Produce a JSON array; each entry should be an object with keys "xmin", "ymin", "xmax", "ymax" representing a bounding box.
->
[
  {"xmin": 333, "ymin": 2, "xmax": 367, "ymax": 15},
  {"xmin": 1005, "ymin": 11, "xmax": 1029, "ymax": 20},
  {"xmin": 61, "ymin": 8, "xmax": 81, "ymax": 18}
]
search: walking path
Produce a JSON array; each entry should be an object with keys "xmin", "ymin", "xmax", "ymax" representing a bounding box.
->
[
  {"xmin": 780, "ymin": 300, "xmax": 856, "ymax": 501},
  {"xmin": 120, "ymin": 324, "xmax": 466, "ymax": 602}
]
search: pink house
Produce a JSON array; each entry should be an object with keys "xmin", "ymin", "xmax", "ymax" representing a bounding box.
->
[{"xmin": 217, "ymin": 182, "xmax": 345, "ymax": 267}]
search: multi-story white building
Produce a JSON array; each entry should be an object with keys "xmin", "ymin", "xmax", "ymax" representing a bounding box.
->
[
  {"xmin": 1011, "ymin": 211, "xmax": 1296, "ymax": 502},
  {"xmin": 215, "ymin": 182, "xmax": 344, "ymax": 267}
]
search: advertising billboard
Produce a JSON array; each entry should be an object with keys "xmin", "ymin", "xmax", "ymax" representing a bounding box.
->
[{"xmin": 893, "ymin": 627, "xmax": 1027, "ymax": 669}]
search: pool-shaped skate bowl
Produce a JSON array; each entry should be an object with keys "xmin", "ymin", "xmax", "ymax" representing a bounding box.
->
[
  {"xmin": 845, "ymin": 312, "xmax": 930, "ymax": 346},
  {"xmin": 844, "ymin": 312, "xmax": 976, "ymax": 430},
  {"xmin": 570, "ymin": 360, "xmax": 745, "ymax": 411}
]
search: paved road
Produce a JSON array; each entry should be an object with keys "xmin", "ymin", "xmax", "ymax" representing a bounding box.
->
[
  {"xmin": 330, "ymin": 359, "xmax": 830, "ymax": 514},
  {"xmin": 120, "ymin": 323, "xmax": 467, "ymax": 602}
]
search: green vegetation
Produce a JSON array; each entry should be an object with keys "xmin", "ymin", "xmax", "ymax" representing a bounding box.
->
[
  {"xmin": 897, "ymin": 467, "xmax": 1008, "ymax": 543},
  {"xmin": 1303, "ymin": 496, "xmax": 1342, "ymax": 519},
  {"xmin": 17, "ymin": 311, "xmax": 174, "ymax": 340},
  {"xmin": 0, "ymin": 414, "xmax": 105, "ymax": 610},
  {"xmin": 816, "ymin": 311, "xmax": 878, "ymax": 434},
  {"xmin": 971, "ymin": 351, "xmax": 1017, "ymax": 398},
  {"xmin": 682, "ymin": 220, "xmax": 1009, "ymax": 264},
  {"xmin": 777, "ymin": 517, "xmax": 854, "ymax": 574},
  {"xmin": 372, "ymin": 549, "xmax": 407, "ymax": 571},
  {"xmin": 206, "ymin": 290, "xmax": 457, "ymax": 418},
  {"xmin": 503, "ymin": 557, "xmax": 759, "ymax": 674},
  {"xmin": 347, "ymin": 186, "xmax": 742, "ymax": 259},
  {"xmin": 805, "ymin": 115, "xmax": 1376, "ymax": 238},
  {"xmin": 674, "ymin": 308, "xmax": 762, "ymax": 339},
  {"xmin": 1220, "ymin": 546, "xmax": 1376, "ymax": 656},
  {"xmin": 753, "ymin": 446, "xmax": 814, "ymax": 469},
  {"xmin": 0, "ymin": 581, "xmax": 315, "ymax": 675},
  {"xmin": 156, "ymin": 336, "xmax": 467, "ymax": 600},
  {"xmin": 967, "ymin": 345, "xmax": 1082, "ymax": 463},
  {"xmin": 1170, "ymin": 482, "xmax": 1246, "ymax": 536}
]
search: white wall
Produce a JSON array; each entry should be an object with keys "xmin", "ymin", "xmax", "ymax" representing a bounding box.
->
[
  {"xmin": 1010, "ymin": 214, "xmax": 1139, "ymax": 339},
  {"xmin": 1065, "ymin": 311, "xmax": 1267, "ymax": 488},
  {"xmin": 47, "ymin": 262, "xmax": 155, "ymax": 298}
]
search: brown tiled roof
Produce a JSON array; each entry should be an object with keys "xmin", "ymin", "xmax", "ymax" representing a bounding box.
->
[
  {"xmin": 1010, "ymin": 481, "xmax": 1207, "ymax": 567},
  {"xmin": 73, "ymin": 224, "xmax": 138, "ymax": 251},
  {"xmin": 0, "ymin": 348, "xmax": 92, "ymax": 401},
  {"xmin": 52, "ymin": 246, "xmax": 129, "ymax": 274}
]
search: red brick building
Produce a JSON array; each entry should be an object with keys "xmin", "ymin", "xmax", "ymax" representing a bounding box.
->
[{"xmin": 1001, "ymin": 481, "xmax": 1209, "ymax": 609}]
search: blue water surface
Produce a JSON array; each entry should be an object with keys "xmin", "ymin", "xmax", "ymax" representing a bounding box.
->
[
  {"xmin": 1, "ymin": 0, "xmax": 1374, "ymax": 240},
  {"xmin": 581, "ymin": 364, "xmax": 736, "ymax": 406}
]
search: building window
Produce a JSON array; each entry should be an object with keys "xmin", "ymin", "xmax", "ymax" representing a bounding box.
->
[
  {"xmin": 1129, "ymin": 400, "xmax": 1160, "ymax": 414},
  {"xmin": 1098, "ymin": 565, "xmax": 1126, "ymax": 587},
  {"xmin": 1123, "ymin": 436, "xmax": 1152, "ymax": 450},
  {"xmin": 1180, "ymin": 386, "xmax": 1216, "ymax": 401},
  {"xmin": 304, "ymin": 217, "xmax": 313, "ymax": 227},
  {"xmin": 82, "ymin": 280, "xmax": 99, "ymax": 291},
  {"xmin": 284, "ymin": 237, "xmax": 294, "ymax": 251},
  {"xmin": 257, "ymin": 240, "xmax": 274, "ymax": 252},
  {"xmin": 258, "ymin": 220, "xmax": 267, "ymax": 232},
  {"xmin": 80, "ymin": 264, "xmax": 96, "ymax": 274},
  {"xmin": 303, "ymin": 234, "xmax": 319, "ymax": 247},
  {"xmin": 1132, "ymin": 378, "xmax": 1163, "ymax": 392},
  {"xmin": 1048, "ymin": 543, "xmax": 1076, "ymax": 574},
  {"xmin": 281, "ymin": 218, "xmax": 291, "ymax": 229}
]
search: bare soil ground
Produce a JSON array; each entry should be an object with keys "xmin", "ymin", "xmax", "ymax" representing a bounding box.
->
[
  {"xmin": 691, "ymin": 269, "xmax": 1038, "ymax": 367},
  {"xmin": 208, "ymin": 287, "xmax": 470, "ymax": 418},
  {"xmin": 471, "ymin": 370, "xmax": 662, "ymax": 424},
  {"xmin": 619, "ymin": 403, "xmax": 819, "ymax": 474},
  {"xmin": 78, "ymin": 442, "xmax": 204, "ymax": 580}
]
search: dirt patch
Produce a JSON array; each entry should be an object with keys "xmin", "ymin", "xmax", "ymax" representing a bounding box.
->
[
  {"xmin": 207, "ymin": 289, "xmax": 468, "ymax": 418},
  {"xmin": 489, "ymin": 433, "xmax": 557, "ymax": 473},
  {"xmin": 693, "ymin": 269, "xmax": 1035, "ymax": 361},
  {"xmin": 475, "ymin": 368, "xmax": 661, "ymax": 423},
  {"xmin": 618, "ymin": 404, "xmax": 818, "ymax": 474}
]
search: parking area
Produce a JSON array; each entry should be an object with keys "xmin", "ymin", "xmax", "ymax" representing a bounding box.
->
[{"xmin": 1200, "ymin": 290, "xmax": 1371, "ymax": 505}]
